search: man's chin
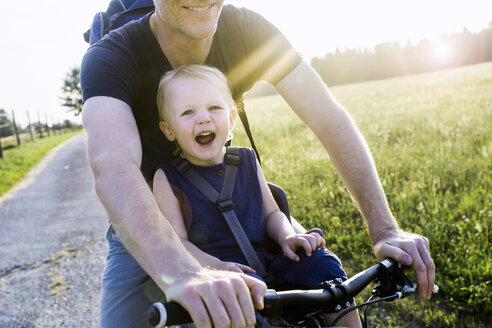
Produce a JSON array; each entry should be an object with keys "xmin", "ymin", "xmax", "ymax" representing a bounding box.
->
[{"xmin": 180, "ymin": 22, "xmax": 219, "ymax": 40}]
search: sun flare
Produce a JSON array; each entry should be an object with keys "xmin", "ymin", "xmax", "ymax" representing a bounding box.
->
[{"xmin": 433, "ymin": 41, "xmax": 452, "ymax": 60}]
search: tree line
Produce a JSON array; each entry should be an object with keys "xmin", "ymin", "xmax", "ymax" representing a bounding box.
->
[{"xmin": 311, "ymin": 23, "xmax": 492, "ymax": 86}]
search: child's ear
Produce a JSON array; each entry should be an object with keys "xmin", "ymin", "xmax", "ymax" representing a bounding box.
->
[
  {"xmin": 229, "ymin": 106, "xmax": 237, "ymax": 129},
  {"xmin": 227, "ymin": 107, "xmax": 237, "ymax": 142},
  {"xmin": 159, "ymin": 121, "xmax": 175, "ymax": 141}
]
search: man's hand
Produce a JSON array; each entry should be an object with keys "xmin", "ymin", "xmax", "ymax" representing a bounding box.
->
[
  {"xmin": 164, "ymin": 268, "xmax": 266, "ymax": 328},
  {"xmin": 373, "ymin": 229, "xmax": 435, "ymax": 299},
  {"xmin": 215, "ymin": 261, "xmax": 257, "ymax": 274},
  {"xmin": 280, "ymin": 232, "xmax": 326, "ymax": 262}
]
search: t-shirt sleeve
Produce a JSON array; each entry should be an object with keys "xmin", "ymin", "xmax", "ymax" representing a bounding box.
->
[
  {"xmin": 80, "ymin": 31, "xmax": 136, "ymax": 105},
  {"xmin": 236, "ymin": 7, "xmax": 302, "ymax": 86}
]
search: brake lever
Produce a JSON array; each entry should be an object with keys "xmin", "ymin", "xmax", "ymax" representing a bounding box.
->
[
  {"xmin": 377, "ymin": 259, "xmax": 439, "ymax": 300},
  {"xmin": 392, "ymin": 262, "xmax": 416, "ymax": 297},
  {"xmin": 371, "ymin": 258, "xmax": 415, "ymax": 300},
  {"xmin": 397, "ymin": 262, "xmax": 439, "ymax": 296}
]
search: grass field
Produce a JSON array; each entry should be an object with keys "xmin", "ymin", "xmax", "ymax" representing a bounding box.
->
[
  {"xmin": 0, "ymin": 130, "xmax": 83, "ymax": 196},
  {"xmin": 234, "ymin": 62, "xmax": 492, "ymax": 327},
  {"xmin": 0, "ymin": 63, "xmax": 489, "ymax": 326}
]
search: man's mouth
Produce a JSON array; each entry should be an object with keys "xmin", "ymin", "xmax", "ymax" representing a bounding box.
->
[
  {"xmin": 183, "ymin": 4, "xmax": 214, "ymax": 12},
  {"xmin": 195, "ymin": 131, "xmax": 216, "ymax": 145}
]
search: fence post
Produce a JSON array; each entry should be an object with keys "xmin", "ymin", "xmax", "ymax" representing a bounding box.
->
[
  {"xmin": 27, "ymin": 110, "xmax": 34, "ymax": 141},
  {"xmin": 12, "ymin": 110, "xmax": 21, "ymax": 146},
  {"xmin": 51, "ymin": 115, "xmax": 56, "ymax": 135},
  {"xmin": 45, "ymin": 113, "xmax": 50, "ymax": 137},
  {"xmin": 37, "ymin": 111, "xmax": 43, "ymax": 138},
  {"xmin": 0, "ymin": 111, "xmax": 5, "ymax": 158}
]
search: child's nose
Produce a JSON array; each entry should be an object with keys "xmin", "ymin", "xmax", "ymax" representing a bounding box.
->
[{"xmin": 196, "ymin": 111, "xmax": 211, "ymax": 124}]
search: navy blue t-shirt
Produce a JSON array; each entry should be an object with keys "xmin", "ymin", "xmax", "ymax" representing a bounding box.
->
[
  {"xmin": 81, "ymin": 5, "xmax": 301, "ymax": 182},
  {"xmin": 158, "ymin": 148, "xmax": 267, "ymax": 265}
]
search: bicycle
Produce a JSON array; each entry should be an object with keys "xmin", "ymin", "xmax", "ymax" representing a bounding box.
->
[{"xmin": 148, "ymin": 258, "xmax": 439, "ymax": 328}]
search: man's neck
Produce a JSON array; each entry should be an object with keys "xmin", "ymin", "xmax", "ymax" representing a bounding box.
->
[{"xmin": 150, "ymin": 13, "xmax": 213, "ymax": 68}]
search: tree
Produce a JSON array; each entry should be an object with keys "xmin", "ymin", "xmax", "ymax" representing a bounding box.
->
[
  {"xmin": 60, "ymin": 67, "xmax": 83, "ymax": 116},
  {"xmin": 0, "ymin": 109, "xmax": 14, "ymax": 137}
]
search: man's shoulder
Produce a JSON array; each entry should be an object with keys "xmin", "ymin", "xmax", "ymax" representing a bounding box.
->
[
  {"xmin": 86, "ymin": 13, "xmax": 152, "ymax": 56},
  {"xmin": 217, "ymin": 5, "xmax": 264, "ymax": 37},
  {"xmin": 80, "ymin": 12, "xmax": 157, "ymax": 99},
  {"xmin": 221, "ymin": 4, "xmax": 253, "ymax": 16}
]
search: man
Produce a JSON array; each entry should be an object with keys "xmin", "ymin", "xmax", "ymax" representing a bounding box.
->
[{"xmin": 81, "ymin": 1, "xmax": 435, "ymax": 327}]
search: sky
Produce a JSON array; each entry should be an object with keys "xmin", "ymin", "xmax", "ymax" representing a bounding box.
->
[{"xmin": 0, "ymin": 0, "xmax": 490, "ymax": 128}]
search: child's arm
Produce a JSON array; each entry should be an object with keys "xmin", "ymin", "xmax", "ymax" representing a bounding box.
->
[
  {"xmin": 255, "ymin": 160, "xmax": 326, "ymax": 262},
  {"xmin": 153, "ymin": 169, "xmax": 256, "ymax": 273}
]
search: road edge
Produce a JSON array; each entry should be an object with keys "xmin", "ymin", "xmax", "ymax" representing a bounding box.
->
[{"xmin": 0, "ymin": 133, "xmax": 85, "ymax": 208}]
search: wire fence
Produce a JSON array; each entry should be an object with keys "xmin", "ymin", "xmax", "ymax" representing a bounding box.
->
[{"xmin": 0, "ymin": 110, "xmax": 80, "ymax": 159}]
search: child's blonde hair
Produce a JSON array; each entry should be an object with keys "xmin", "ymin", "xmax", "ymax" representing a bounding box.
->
[{"xmin": 156, "ymin": 65, "xmax": 236, "ymax": 120}]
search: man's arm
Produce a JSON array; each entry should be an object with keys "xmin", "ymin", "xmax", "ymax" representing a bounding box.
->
[
  {"xmin": 83, "ymin": 96, "xmax": 265, "ymax": 328},
  {"xmin": 274, "ymin": 61, "xmax": 435, "ymax": 299}
]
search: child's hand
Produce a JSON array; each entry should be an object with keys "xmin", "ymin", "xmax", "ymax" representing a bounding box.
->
[
  {"xmin": 280, "ymin": 232, "xmax": 326, "ymax": 262},
  {"xmin": 215, "ymin": 261, "xmax": 257, "ymax": 274}
]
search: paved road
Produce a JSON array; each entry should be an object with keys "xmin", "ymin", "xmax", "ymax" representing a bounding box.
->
[{"xmin": 0, "ymin": 134, "xmax": 108, "ymax": 327}]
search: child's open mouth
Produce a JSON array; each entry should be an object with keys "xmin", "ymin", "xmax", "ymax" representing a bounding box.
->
[{"xmin": 195, "ymin": 131, "xmax": 216, "ymax": 145}]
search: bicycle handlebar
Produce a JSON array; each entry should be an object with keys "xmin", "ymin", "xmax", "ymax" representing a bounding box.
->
[
  {"xmin": 148, "ymin": 259, "xmax": 433, "ymax": 327},
  {"xmin": 148, "ymin": 300, "xmax": 192, "ymax": 328}
]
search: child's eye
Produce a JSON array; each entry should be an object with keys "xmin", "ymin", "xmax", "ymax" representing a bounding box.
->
[
  {"xmin": 209, "ymin": 105, "xmax": 223, "ymax": 111},
  {"xmin": 181, "ymin": 109, "xmax": 193, "ymax": 116}
]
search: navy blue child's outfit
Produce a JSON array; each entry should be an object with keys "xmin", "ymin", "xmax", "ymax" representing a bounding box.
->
[{"xmin": 158, "ymin": 147, "xmax": 347, "ymax": 289}]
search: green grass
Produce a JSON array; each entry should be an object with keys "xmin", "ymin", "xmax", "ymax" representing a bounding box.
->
[
  {"xmin": 0, "ymin": 130, "xmax": 83, "ymax": 196},
  {"xmin": 234, "ymin": 62, "xmax": 492, "ymax": 327}
]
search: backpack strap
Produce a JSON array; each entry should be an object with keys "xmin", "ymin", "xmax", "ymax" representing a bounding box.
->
[
  {"xmin": 236, "ymin": 99, "xmax": 261, "ymax": 165},
  {"xmin": 84, "ymin": 0, "xmax": 154, "ymax": 44},
  {"xmin": 171, "ymin": 147, "xmax": 268, "ymax": 278}
]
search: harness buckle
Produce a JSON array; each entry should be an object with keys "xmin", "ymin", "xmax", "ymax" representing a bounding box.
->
[{"xmin": 217, "ymin": 199, "xmax": 234, "ymax": 212}]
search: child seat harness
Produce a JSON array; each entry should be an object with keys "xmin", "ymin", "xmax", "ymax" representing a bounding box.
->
[{"xmin": 171, "ymin": 147, "xmax": 268, "ymax": 278}]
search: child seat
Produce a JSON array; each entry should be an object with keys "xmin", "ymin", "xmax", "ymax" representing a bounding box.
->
[
  {"xmin": 267, "ymin": 182, "xmax": 306, "ymax": 234},
  {"xmin": 170, "ymin": 147, "xmax": 315, "ymax": 283}
]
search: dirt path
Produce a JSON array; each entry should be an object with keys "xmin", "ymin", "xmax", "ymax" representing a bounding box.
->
[{"xmin": 0, "ymin": 134, "xmax": 108, "ymax": 327}]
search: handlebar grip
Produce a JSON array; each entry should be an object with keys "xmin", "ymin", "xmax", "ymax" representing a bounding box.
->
[{"xmin": 148, "ymin": 301, "xmax": 192, "ymax": 327}]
